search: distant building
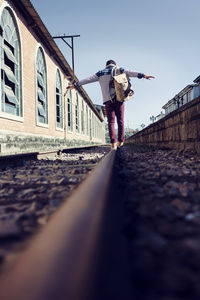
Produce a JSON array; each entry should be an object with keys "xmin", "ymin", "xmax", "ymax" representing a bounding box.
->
[
  {"xmin": 125, "ymin": 128, "xmax": 136, "ymax": 138},
  {"xmin": 162, "ymin": 80, "xmax": 200, "ymax": 116},
  {"xmin": 156, "ymin": 112, "xmax": 165, "ymax": 121},
  {"xmin": 193, "ymin": 75, "xmax": 200, "ymax": 92}
]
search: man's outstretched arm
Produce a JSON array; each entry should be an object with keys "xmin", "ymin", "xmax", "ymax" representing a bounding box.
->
[
  {"xmin": 65, "ymin": 74, "xmax": 99, "ymax": 95},
  {"xmin": 124, "ymin": 69, "xmax": 155, "ymax": 80}
]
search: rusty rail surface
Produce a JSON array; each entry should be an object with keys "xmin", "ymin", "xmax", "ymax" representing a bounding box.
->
[{"xmin": 0, "ymin": 150, "xmax": 116, "ymax": 300}]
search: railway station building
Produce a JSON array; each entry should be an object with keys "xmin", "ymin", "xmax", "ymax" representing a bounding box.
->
[{"xmin": 0, "ymin": 0, "xmax": 105, "ymax": 154}]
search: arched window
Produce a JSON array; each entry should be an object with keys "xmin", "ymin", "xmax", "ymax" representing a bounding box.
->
[
  {"xmin": 0, "ymin": 7, "xmax": 22, "ymax": 116},
  {"xmin": 95, "ymin": 116, "xmax": 96, "ymax": 137},
  {"xmin": 55, "ymin": 69, "xmax": 63, "ymax": 128},
  {"xmin": 75, "ymin": 93, "xmax": 79, "ymax": 133},
  {"xmin": 92, "ymin": 114, "xmax": 94, "ymax": 137},
  {"xmin": 86, "ymin": 106, "xmax": 88, "ymax": 136},
  {"xmin": 89, "ymin": 110, "xmax": 92, "ymax": 140},
  {"xmin": 36, "ymin": 47, "xmax": 48, "ymax": 124},
  {"xmin": 67, "ymin": 89, "xmax": 73, "ymax": 131},
  {"xmin": 81, "ymin": 100, "xmax": 84, "ymax": 134},
  {"xmin": 97, "ymin": 121, "xmax": 99, "ymax": 139}
]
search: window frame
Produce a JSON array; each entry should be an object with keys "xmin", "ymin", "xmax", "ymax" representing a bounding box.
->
[
  {"xmin": 67, "ymin": 89, "xmax": 73, "ymax": 132},
  {"xmin": 86, "ymin": 106, "xmax": 89, "ymax": 136},
  {"xmin": 36, "ymin": 46, "xmax": 48, "ymax": 126},
  {"xmin": 75, "ymin": 93, "xmax": 79, "ymax": 133},
  {"xmin": 0, "ymin": 6, "xmax": 22, "ymax": 120},
  {"xmin": 81, "ymin": 100, "xmax": 84, "ymax": 135},
  {"xmin": 55, "ymin": 69, "xmax": 63, "ymax": 130}
]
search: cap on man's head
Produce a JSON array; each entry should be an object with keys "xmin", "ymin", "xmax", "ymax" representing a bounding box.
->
[{"xmin": 106, "ymin": 60, "xmax": 116, "ymax": 67}]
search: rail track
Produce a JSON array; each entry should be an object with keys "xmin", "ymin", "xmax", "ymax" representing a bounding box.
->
[
  {"xmin": 0, "ymin": 145, "xmax": 133, "ymax": 300},
  {"xmin": 0, "ymin": 146, "xmax": 110, "ymax": 270},
  {"xmin": 1, "ymin": 144, "xmax": 200, "ymax": 300}
]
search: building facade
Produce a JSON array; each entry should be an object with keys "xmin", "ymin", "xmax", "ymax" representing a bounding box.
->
[
  {"xmin": 162, "ymin": 81, "xmax": 200, "ymax": 116},
  {"xmin": 0, "ymin": 0, "xmax": 105, "ymax": 154}
]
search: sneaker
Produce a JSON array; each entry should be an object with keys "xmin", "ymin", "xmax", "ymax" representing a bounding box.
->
[
  {"xmin": 117, "ymin": 142, "xmax": 124, "ymax": 148},
  {"xmin": 111, "ymin": 143, "xmax": 117, "ymax": 150}
]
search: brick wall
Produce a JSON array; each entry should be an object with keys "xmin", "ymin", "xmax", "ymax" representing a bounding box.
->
[{"xmin": 127, "ymin": 96, "xmax": 200, "ymax": 153}]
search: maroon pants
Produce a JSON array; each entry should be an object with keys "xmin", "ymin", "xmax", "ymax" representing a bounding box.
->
[{"xmin": 105, "ymin": 100, "xmax": 124, "ymax": 143}]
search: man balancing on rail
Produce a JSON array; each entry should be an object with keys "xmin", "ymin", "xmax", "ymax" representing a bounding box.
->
[{"xmin": 66, "ymin": 60, "xmax": 155, "ymax": 150}]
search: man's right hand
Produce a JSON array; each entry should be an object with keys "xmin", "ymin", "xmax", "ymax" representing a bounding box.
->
[
  {"xmin": 64, "ymin": 85, "xmax": 75, "ymax": 96},
  {"xmin": 67, "ymin": 85, "xmax": 75, "ymax": 90}
]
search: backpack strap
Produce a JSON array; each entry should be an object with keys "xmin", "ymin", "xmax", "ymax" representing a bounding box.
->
[
  {"xmin": 111, "ymin": 66, "xmax": 118, "ymax": 77},
  {"xmin": 111, "ymin": 67, "xmax": 125, "ymax": 77},
  {"xmin": 116, "ymin": 68, "xmax": 121, "ymax": 75}
]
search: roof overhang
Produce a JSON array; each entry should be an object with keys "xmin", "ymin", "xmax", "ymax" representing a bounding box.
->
[
  {"xmin": 176, "ymin": 84, "xmax": 197, "ymax": 97},
  {"xmin": 193, "ymin": 75, "xmax": 200, "ymax": 84}
]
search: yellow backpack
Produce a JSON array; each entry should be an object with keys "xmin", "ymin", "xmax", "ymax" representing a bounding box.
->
[{"xmin": 111, "ymin": 67, "xmax": 134, "ymax": 102}]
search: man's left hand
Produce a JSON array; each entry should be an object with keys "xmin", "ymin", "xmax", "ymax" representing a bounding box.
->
[{"xmin": 144, "ymin": 75, "xmax": 155, "ymax": 80}]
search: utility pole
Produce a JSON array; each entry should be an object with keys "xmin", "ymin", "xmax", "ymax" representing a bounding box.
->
[
  {"xmin": 52, "ymin": 34, "xmax": 80, "ymax": 79},
  {"xmin": 53, "ymin": 35, "xmax": 80, "ymax": 141}
]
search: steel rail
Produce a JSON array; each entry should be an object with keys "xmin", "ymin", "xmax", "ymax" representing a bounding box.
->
[{"xmin": 0, "ymin": 150, "xmax": 116, "ymax": 300}]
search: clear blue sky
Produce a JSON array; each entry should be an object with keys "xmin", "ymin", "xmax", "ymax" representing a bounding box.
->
[{"xmin": 31, "ymin": 0, "xmax": 200, "ymax": 130}]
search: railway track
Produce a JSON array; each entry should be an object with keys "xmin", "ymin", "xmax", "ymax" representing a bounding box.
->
[
  {"xmin": 0, "ymin": 145, "xmax": 132, "ymax": 300},
  {"xmin": 0, "ymin": 147, "xmax": 109, "ymax": 267},
  {"xmin": 1, "ymin": 144, "xmax": 200, "ymax": 300}
]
